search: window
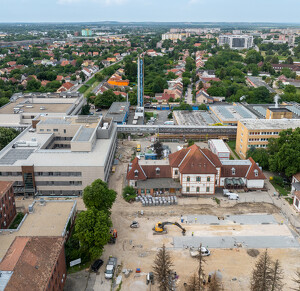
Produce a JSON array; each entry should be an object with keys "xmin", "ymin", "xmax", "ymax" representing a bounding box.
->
[
  {"xmin": 254, "ymin": 169, "xmax": 258, "ymax": 177},
  {"xmin": 186, "ymin": 187, "xmax": 190, "ymax": 193},
  {"xmin": 196, "ymin": 176, "xmax": 201, "ymax": 182},
  {"xmin": 156, "ymin": 167, "xmax": 160, "ymax": 175},
  {"xmin": 187, "ymin": 176, "xmax": 190, "ymax": 182},
  {"xmin": 141, "ymin": 189, "xmax": 145, "ymax": 194},
  {"xmin": 64, "ymin": 129, "xmax": 66, "ymax": 133},
  {"xmin": 47, "ymin": 129, "xmax": 51, "ymax": 132},
  {"xmin": 146, "ymin": 189, "xmax": 150, "ymax": 194},
  {"xmin": 40, "ymin": 129, "xmax": 44, "ymax": 132},
  {"xmin": 206, "ymin": 186, "xmax": 210, "ymax": 192},
  {"xmin": 53, "ymin": 129, "xmax": 58, "ymax": 132},
  {"xmin": 232, "ymin": 168, "xmax": 236, "ymax": 175},
  {"xmin": 134, "ymin": 170, "xmax": 138, "ymax": 177},
  {"xmin": 196, "ymin": 187, "xmax": 200, "ymax": 192},
  {"xmin": 175, "ymin": 170, "xmax": 178, "ymax": 175},
  {"xmin": 207, "ymin": 176, "xmax": 210, "ymax": 182}
]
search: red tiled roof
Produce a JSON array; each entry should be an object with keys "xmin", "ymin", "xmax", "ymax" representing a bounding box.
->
[
  {"xmin": 169, "ymin": 148, "xmax": 189, "ymax": 167},
  {"xmin": 221, "ymin": 165, "xmax": 249, "ymax": 178},
  {"xmin": 0, "ymin": 237, "xmax": 64, "ymax": 291},
  {"xmin": 142, "ymin": 165, "xmax": 172, "ymax": 179},
  {"xmin": 178, "ymin": 145, "xmax": 217, "ymax": 174},
  {"xmin": 293, "ymin": 173, "xmax": 300, "ymax": 182},
  {"xmin": 126, "ymin": 157, "xmax": 147, "ymax": 180},
  {"xmin": 201, "ymin": 148, "xmax": 222, "ymax": 167},
  {"xmin": 246, "ymin": 157, "xmax": 266, "ymax": 180},
  {"xmin": 62, "ymin": 82, "xmax": 74, "ymax": 90}
]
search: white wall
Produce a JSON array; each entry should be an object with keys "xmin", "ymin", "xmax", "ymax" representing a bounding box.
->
[
  {"xmin": 293, "ymin": 196, "xmax": 300, "ymax": 212},
  {"xmin": 246, "ymin": 179, "xmax": 264, "ymax": 189},
  {"xmin": 181, "ymin": 174, "xmax": 215, "ymax": 194}
]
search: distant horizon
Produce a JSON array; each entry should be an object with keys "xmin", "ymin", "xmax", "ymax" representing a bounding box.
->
[{"xmin": 0, "ymin": 0, "xmax": 299, "ymax": 23}]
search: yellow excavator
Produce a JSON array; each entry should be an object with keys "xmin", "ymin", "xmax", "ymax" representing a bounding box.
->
[{"xmin": 153, "ymin": 221, "xmax": 186, "ymax": 236}]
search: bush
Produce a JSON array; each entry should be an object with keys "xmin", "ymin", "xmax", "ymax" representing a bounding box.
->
[
  {"xmin": 122, "ymin": 186, "xmax": 136, "ymax": 202},
  {"xmin": 9, "ymin": 212, "xmax": 24, "ymax": 229},
  {"xmin": 273, "ymin": 176, "xmax": 284, "ymax": 187}
]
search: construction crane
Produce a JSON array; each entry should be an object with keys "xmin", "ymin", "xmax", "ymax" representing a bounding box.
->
[{"xmin": 153, "ymin": 221, "xmax": 186, "ymax": 235}]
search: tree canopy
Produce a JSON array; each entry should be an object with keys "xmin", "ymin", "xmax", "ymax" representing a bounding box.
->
[
  {"xmin": 0, "ymin": 127, "xmax": 19, "ymax": 150},
  {"xmin": 75, "ymin": 207, "xmax": 112, "ymax": 260},
  {"xmin": 83, "ymin": 179, "xmax": 117, "ymax": 213}
]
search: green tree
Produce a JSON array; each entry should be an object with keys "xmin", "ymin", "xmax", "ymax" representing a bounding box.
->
[
  {"xmin": 247, "ymin": 148, "xmax": 269, "ymax": 170},
  {"xmin": 284, "ymin": 85, "xmax": 296, "ymax": 94},
  {"xmin": 75, "ymin": 207, "xmax": 112, "ymax": 260},
  {"xmin": 0, "ymin": 127, "xmax": 19, "ymax": 149},
  {"xmin": 95, "ymin": 72, "xmax": 104, "ymax": 82},
  {"xmin": 245, "ymin": 50, "xmax": 263, "ymax": 64},
  {"xmin": 153, "ymin": 245, "xmax": 174, "ymax": 291},
  {"xmin": 83, "ymin": 179, "xmax": 117, "ymax": 213},
  {"xmin": 268, "ymin": 128, "xmax": 300, "ymax": 177},
  {"xmin": 26, "ymin": 79, "xmax": 41, "ymax": 91},
  {"xmin": 250, "ymin": 250, "xmax": 273, "ymax": 291},
  {"xmin": 94, "ymin": 90, "xmax": 124, "ymax": 108},
  {"xmin": 0, "ymin": 97, "xmax": 10, "ymax": 107}
]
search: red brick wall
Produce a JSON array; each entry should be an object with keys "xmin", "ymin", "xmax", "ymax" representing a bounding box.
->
[
  {"xmin": 0, "ymin": 186, "xmax": 16, "ymax": 229},
  {"xmin": 46, "ymin": 244, "xmax": 67, "ymax": 291}
]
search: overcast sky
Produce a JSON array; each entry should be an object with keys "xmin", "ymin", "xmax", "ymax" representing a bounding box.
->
[{"xmin": 0, "ymin": 0, "xmax": 299, "ymax": 23}]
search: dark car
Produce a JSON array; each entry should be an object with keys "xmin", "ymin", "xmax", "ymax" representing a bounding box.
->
[{"xmin": 91, "ymin": 259, "xmax": 104, "ymax": 272}]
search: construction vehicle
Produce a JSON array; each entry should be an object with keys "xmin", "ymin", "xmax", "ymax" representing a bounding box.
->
[
  {"xmin": 108, "ymin": 229, "xmax": 117, "ymax": 244},
  {"xmin": 153, "ymin": 221, "xmax": 186, "ymax": 235}
]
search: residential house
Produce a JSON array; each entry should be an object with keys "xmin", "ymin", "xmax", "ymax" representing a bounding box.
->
[
  {"xmin": 196, "ymin": 89, "xmax": 214, "ymax": 104},
  {"xmin": 292, "ymin": 173, "xmax": 300, "ymax": 212}
]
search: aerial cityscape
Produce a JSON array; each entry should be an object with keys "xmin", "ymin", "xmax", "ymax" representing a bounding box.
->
[{"xmin": 0, "ymin": 1, "xmax": 300, "ymax": 290}]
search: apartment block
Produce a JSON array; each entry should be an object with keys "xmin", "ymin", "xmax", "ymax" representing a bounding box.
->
[
  {"xmin": 0, "ymin": 181, "xmax": 16, "ymax": 229},
  {"xmin": 236, "ymin": 119, "xmax": 300, "ymax": 159},
  {"xmin": 218, "ymin": 35, "xmax": 253, "ymax": 49},
  {"xmin": 0, "ymin": 115, "xmax": 117, "ymax": 196}
]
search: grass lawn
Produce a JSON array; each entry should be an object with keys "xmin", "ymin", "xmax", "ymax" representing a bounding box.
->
[
  {"xmin": 270, "ymin": 180, "xmax": 290, "ymax": 196},
  {"xmin": 78, "ymin": 85, "xmax": 88, "ymax": 94},
  {"xmin": 68, "ymin": 261, "xmax": 91, "ymax": 274},
  {"xmin": 285, "ymin": 197, "xmax": 293, "ymax": 205},
  {"xmin": 9, "ymin": 212, "xmax": 25, "ymax": 229},
  {"xmin": 226, "ymin": 141, "xmax": 241, "ymax": 160},
  {"xmin": 83, "ymin": 80, "xmax": 100, "ymax": 98}
]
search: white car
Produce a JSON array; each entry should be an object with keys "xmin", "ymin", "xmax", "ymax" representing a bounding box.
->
[{"xmin": 228, "ymin": 193, "xmax": 239, "ymax": 200}]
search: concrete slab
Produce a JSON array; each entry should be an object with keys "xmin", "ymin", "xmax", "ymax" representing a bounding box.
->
[{"xmin": 173, "ymin": 235, "xmax": 300, "ymax": 249}]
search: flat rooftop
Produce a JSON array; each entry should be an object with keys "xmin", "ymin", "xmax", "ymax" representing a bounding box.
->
[
  {"xmin": 173, "ymin": 110, "xmax": 217, "ymax": 126},
  {"xmin": 210, "ymin": 104, "xmax": 257, "ymax": 122},
  {"xmin": 209, "ymin": 139, "xmax": 230, "ymax": 153},
  {"xmin": 0, "ymin": 98, "xmax": 76, "ymax": 114},
  {"xmin": 0, "ymin": 200, "xmax": 75, "ymax": 259},
  {"xmin": 106, "ymin": 102, "xmax": 129, "ymax": 123},
  {"xmin": 240, "ymin": 119, "xmax": 300, "ymax": 130}
]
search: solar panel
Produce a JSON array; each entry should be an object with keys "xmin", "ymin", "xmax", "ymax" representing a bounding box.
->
[
  {"xmin": 0, "ymin": 149, "xmax": 34, "ymax": 165},
  {"xmin": 218, "ymin": 107, "xmax": 234, "ymax": 119},
  {"xmin": 253, "ymin": 106, "xmax": 267, "ymax": 117},
  {"xmin": 289, "ymin": 106, "xmax": 300, "ymax": 117},
  {"xmin": 202, "ymin": 112, "xmax": 214, "ymax": 124},
  {"xmin": 235, "ymin": 106, "xmax": 253, "ymax": 118}
]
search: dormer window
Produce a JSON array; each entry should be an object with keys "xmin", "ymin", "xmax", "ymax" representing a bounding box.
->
[
  {"xmin": 134, "ymin": 170, "xmax": 139, "ymax": 177},
  {"xmin": 156, "ymin": 167, "xmax": 160, "ymax": 175},
  {"xmin": 232, "ymin": 168, "xmax": 236, "ymax": 175},
  {"xmin": 254, "ymin": 169, "xmax": 258, "ymax": 177}
]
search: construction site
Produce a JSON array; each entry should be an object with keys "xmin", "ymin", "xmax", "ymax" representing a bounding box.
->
[{"xmin": 64, "ymin": 139, "xmax": 300, "ymax": 291}]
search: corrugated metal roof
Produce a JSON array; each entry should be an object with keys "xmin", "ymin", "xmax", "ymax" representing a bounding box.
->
[{"xmin": 0, "ymin": 271, "xmax": 13, "ymax": 291}]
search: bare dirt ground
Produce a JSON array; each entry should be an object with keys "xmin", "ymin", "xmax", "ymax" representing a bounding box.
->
[
  {"xmin": 62, "ymin": 140, "xmax": 300, "ymax": 291},
  {"xmin": 100, "ymin": 151, "xmax": 300, "ymax": 291}
]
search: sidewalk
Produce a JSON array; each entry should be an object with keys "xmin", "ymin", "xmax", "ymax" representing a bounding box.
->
[{"xmin": 264, "ymin": 171, "xmax": 300, "ymax": 231}]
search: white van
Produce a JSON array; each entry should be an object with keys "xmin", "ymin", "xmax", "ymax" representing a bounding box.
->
[{"xmin": 228, "ymin": 193, "xmax": 239, "ymax": 200}]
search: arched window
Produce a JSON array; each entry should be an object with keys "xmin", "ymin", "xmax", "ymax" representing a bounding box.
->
[
  {"xmin": 254, "ymin": 169, "xmax": 258, "ymax": 177},
  {"xmin": 187, "ymin": 176, "xmax": 190, "ymax": 182},
  {"xmin": 156, "ymin": 167, "xmax": 160, "ymax": 175},
  {"xmin": 196, "ymin": 176, "xmax": 201, "ymax": 182},
  {"xmin": 207, "ymin": 176, "xmax": 210, "ymax": 182},
  {"xmin": 134, "ymin": 170, "xmax": 139, "ymax": 177},
  {"xmin": 231, "ymin": 168, "xmax": 236, "ymax": 175}
]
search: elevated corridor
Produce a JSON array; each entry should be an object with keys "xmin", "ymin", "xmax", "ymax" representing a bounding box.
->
[{"xmin": 117, "ymin": 125, "xmax": 237, "ymax": 139}]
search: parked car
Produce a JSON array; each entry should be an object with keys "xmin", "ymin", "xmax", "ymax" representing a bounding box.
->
[
  {"xmin": 190, "ymin": 246, "xmax": 211, "ymax": 257},
  {"xmin": 228, "ymin": 193, "xmax": 239, "ymax": 200},
  {"xmin": 104, "ymin": 257, "xmax": 117, "ymax": 279},
  {"xmin": 91, "ymin": 259, "xmax": 103, "ymax": 272}
]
